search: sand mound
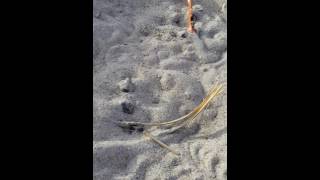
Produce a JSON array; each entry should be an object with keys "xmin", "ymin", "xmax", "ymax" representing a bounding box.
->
[{"xmin": 93, "ymin": 0, "xmax": 227, "ymax": 179}]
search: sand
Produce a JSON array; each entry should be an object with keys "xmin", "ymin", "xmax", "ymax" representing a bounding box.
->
[{"xmin": 93, "ymin": 0, "xmax": 227, "ymax": 179}]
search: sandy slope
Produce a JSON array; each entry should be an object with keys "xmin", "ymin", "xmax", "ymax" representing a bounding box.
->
[{"xmin": 93, "ymin": 0, "xmax": 227, "ymax": 179}]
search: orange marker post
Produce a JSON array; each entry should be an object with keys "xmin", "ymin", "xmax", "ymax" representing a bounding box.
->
[{"xmin": 187, "ymin": 0, "xmax": 195, "ymax": 33}]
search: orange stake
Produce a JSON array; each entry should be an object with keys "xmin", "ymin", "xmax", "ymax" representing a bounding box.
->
[{"xmin": 187, "ymin": 0, "xmax": 195, "ymax": 33}]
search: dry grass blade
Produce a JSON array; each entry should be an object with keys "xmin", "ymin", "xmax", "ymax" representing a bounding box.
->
[
  {"xmin": 151, "ymin": 84, "xmax": 222, "ymax": 127},
  {"xmin": 157, "ymin": 84, "xmax": 223, "ymax": 127},
  {"xmin": 117, "ymin": 84, "xmax": 223, "ymax": 155},
  {"xmin": 116, "ymin": 84, "xmax": 224, "ymax": 128},
  {"xmin": 185, "ymin": 84, "xmax": 223, "ymax": 127},
  {"xmin": 143, "ymin": 131, "xmax": 180, "ymax": 156}
]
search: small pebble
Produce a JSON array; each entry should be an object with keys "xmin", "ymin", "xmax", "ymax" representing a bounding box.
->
[{"xmin": 121, "ymin": 101, "xmax": 135, "ymax": 114}]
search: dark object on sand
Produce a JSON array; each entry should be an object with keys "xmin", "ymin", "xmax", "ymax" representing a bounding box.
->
[{"xmin": 121, "ymin": 101, "xmax": 135, "ymax": 114}]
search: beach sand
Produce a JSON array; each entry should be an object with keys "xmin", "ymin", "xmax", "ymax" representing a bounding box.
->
[{"xmin": 93, "ymin": 0, "xmax": 227, "ymax": 179}]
